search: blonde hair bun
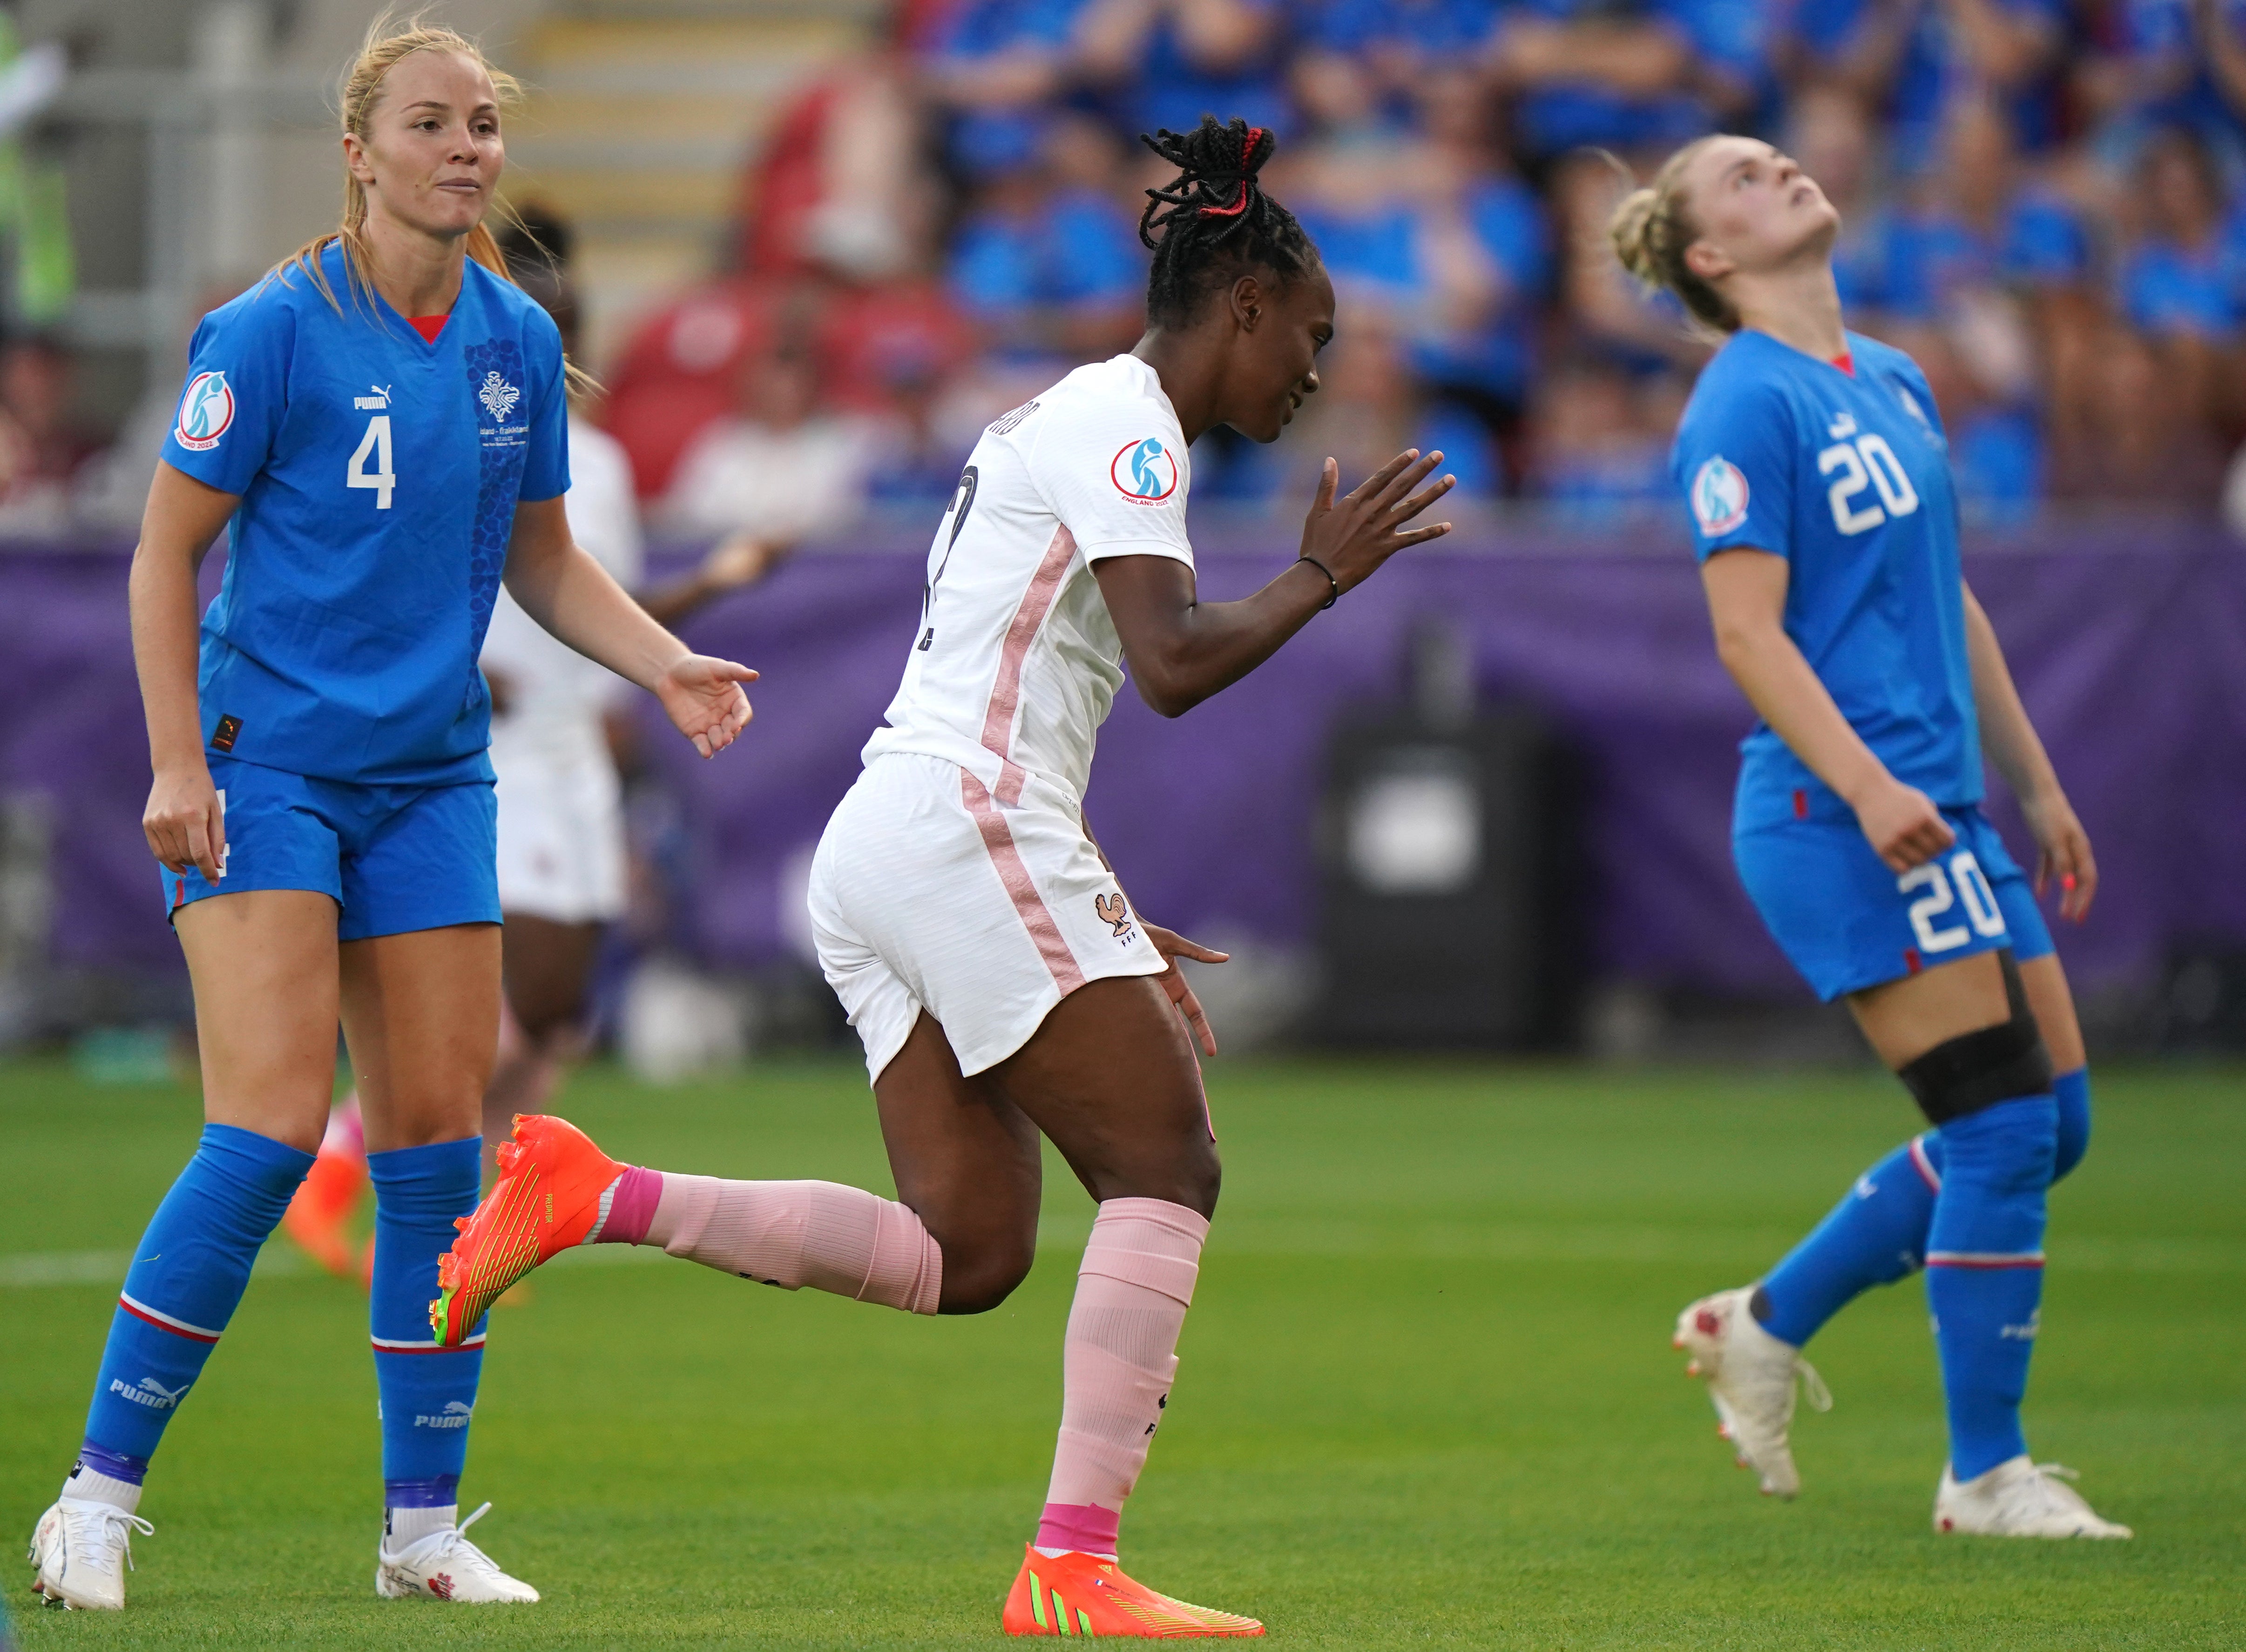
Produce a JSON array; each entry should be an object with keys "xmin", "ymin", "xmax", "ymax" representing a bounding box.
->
[
  {"xmin": 1607, "ymin": 184, "xmax": 1664, "ymax": 286},
  {"xmin": 1599, "ymin": 135, "xmax": 1740, "ymax": 336}
]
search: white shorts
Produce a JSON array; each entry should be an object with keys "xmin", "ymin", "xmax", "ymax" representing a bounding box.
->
[
  {"xmin": 492, "ymin": 742, "xmax": 627, "ymax": 924},
  {"xmin": 809, "ymin": 753, "xmax": 1167, "ymax": 1083}
]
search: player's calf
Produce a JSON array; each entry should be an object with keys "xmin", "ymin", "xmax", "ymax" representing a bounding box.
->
[{"xmin": 430, "ymin": 1114, "xmax": 943, "ymax": 1343}]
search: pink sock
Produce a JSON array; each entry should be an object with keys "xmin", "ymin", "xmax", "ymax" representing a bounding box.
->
[
  {"xmin": 597, "ymin": 1172, "xmax": 940, "ymax": 1315},
  {"xmin": 587, "ymin": 1166, "xmax": 664, "ymax": 1245},
  {"xmin": 322, "ymin": 1093, "xmax": 365, "ymax": 1162},
  {"xmin": 1036, "ymin": 1197, "xmax": 1209, "ymax": 1558}
]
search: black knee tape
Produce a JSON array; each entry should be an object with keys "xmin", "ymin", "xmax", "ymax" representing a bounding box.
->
[{"xmin": 1897, "ymin": 951, "xmax": 2053, "ymax": 1126}]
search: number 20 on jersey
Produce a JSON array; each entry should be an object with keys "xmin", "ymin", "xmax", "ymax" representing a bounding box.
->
[{"xmin": 1817, "ymin": 433, "xmax": 1917, "ymax": 536}]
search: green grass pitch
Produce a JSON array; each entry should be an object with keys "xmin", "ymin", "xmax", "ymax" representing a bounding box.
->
[{"xmin": 2, "ymin": 1054, "xmax": 2240, "ymax": 1648}]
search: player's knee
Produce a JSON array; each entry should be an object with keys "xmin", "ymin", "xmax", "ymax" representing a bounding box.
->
[
  {"xmin": 1936, "ymin": 1092, "xmax": 2057, "ymax": 1193},
  {"xmin": 510, "ymin": 990, "xmax": 588, "ymax": 1048},
  {"xmin": 1896, "ymin": 953, "xmax": 2053, "ymax": 1131},
  {"xmin": 1176, "ymin": 1148, "xmax": 1221, "ymax": 1221},
  {"xmin": 936, "ymin": 1237, "xmax": 1035, "ymax": 1316},
  {"xmin": 1096, "ymin": 1146, "xmax": 1220, "ymax": 1220}
]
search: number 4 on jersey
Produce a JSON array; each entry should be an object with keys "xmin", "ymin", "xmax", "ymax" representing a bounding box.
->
[{"xmin": 348, "ymin": 414, "xmax": 395, "ymax": 510}]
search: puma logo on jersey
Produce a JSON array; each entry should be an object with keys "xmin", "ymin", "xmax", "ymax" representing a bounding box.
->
[
  {"xmin": 1827, "ymin": 411, "xmax": 1857, "ymax": 439},
  {"xmin": 354, "ymin": 384, "xmax": 392, "ymax": 410},
  {"xmin": 1894, "ymin": 385, "xmax": 1944, "ymax": 446},
  {"xmin": 1096, "ymin": 892, "xmax": 1135, "ymax": 941}
]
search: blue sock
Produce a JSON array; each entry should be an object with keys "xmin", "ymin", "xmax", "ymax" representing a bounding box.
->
[
  {"xmin": 1755, "ymin": 1133, "xmax": 1941, "ymax": 1347},
  {"xmin": 368, "ymin": 1138, "xmax": 486, "ymax": 1543},
  {"xmin": 79, "ymin": 1125, "xmax": 312, "ymax": 1475},
  {"xmin": 1754, "ymin": 1066, "xmax": 2092, "ymax": 1349},
  {"xmin": 2049, "ymin": 1067, "xmax": 2090, "ymax": 1181},
  {"xmin": 1925, "ymin": 1093, "xmax": 2057, "ymax": 1481}
]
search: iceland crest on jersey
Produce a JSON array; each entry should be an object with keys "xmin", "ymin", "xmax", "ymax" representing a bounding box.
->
[
  {"xmin": 1690, "ymin": 453, "xmax": 1749, "ymax": 535},
  {"xmin": 175, "ymin": 371, "xmax": 235, "ymax": 452},
  {"xmin": 1110, "ymin": 436, "xmax": 1179, "ymax": 504},
  {"xmin": 478, "ymin": 370, "xmax": 521, "ymax": 423}
]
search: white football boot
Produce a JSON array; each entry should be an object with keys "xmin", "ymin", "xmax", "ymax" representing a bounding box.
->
[
  {"xmin": 27, "ymin": 1497, "xmax": 154, "ymax": 1610},
  {"xmin": 1672, "ymin": 1286, "xmax": 1832, "ymax": 1499},
  {"xmin": 374, "ymin": 1503, "xmax": 540, "ymax": 1603},
  {"xmin": 1934, "ymin": 1457, "xmax": 2133, "ymax": 1538}
]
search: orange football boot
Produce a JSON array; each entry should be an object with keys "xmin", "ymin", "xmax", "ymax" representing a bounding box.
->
[
  {"xmin": 1002, "ymin": 1545, "xmax": 1264, "ymax": 1638},
  {"xmin": 281, "ymin": 1132, "xmax": 368, "ymax": 1279},
  {"xmin": 428, "ymin": 1114, "xmax": 623, "ymax": 1345}
]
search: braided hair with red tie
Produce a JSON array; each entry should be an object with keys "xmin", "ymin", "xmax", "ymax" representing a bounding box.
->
[{"xmin": 1138, "ymin": 115, "xmax": 1319, "ymax": 329}]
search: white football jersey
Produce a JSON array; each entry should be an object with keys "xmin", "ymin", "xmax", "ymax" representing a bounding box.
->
[
  {"xmin": 861, "ymin": 354, "xmax": 1194, "ymax": 805},
  {"xmin": 481, "ymin": 414, "xmax": 644, "ymax": 765}
]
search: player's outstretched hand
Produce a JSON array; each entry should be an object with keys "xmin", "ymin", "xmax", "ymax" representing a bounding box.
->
[
  {"xmin": 656, "ymin": 653, "xmax": 758, "ymax": 759},
  {"xmin": 1853, "ymin": 777, "xmax": 1955, "ymax": 873},
  {"xmin": 1142, "ymin": 923, "xmax": 1229, "ymax": 1059},
  {"xmin": 1299, "ymin": 448, "xmax": 1455, "ymax": 596},
  {"xmin": 145, "ymin": 762, "xmax": 225, "ymax": 883},
  {"xmin": 2021, "ymin": 785, "xmax": 2097, "ymax": 923}
]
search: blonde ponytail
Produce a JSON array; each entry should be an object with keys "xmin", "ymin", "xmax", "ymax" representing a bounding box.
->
[{"xmin": 1604, "ymin": 136, "xmax": 1739, "ymax": 335}]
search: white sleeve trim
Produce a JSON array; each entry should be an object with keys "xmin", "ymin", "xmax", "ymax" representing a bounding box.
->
[{"xmin": 1079, "ymin": 538, "xmax": 1195, "ymax": 566}]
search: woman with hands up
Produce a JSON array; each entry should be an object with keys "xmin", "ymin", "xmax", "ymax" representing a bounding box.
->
[{"xmin": 424, "ymin": 115, "xmax": 1449, "ymax": 1638}]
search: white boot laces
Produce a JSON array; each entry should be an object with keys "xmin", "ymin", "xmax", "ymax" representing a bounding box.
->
[
  {"xmin": 68, "ymin": 1503, "xmax": 153, "ymax": 1576},
  {"xmin": 415, "ymin": 1502, "xmax": 505, "ymax": 1578},
  {"xmin": 1795, "ymin": 1358, "xmax": 1833, "ymax": 1414},
  {"xmin": 2025, "ymin": 1462, "xmax": 2094, "ymax": 1516}
]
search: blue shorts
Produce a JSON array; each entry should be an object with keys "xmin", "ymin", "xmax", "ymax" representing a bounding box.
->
[
  {"xmin": 1734, "ymin": 803, "xmax": 2054, "ymax": 1002},
  {"xmin": 161, "ymin": 756, "xmax": 499, "ymax": 942}
]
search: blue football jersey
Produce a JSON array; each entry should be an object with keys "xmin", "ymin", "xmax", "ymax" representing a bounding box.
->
[
  {"xmin": 162, "ymin": 243, "xmax": 569, "ymax": 787},
  {"xmin": 1671, "ymin": 329, "xmax": 1979, "ymax": 830}
]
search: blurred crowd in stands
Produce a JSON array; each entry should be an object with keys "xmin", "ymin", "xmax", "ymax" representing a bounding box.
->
[
  {"xmin": 594, "ymin": 0, "xmax": 2246, "ymax": 535},
  {"xmin": 19, "ymin": 0, "xmax": 2246, "ymax": 536}
]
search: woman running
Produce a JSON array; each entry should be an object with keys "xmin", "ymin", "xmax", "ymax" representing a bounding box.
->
[
  {"xmin": 28, "ymin": 24, "xmax": 755, "ymax": 1612},
  {"xmin": 428, "ymin": 116, "xmax": 1453, "ymax": 1637},
  {"xmin": 1610, "ymin": 134, "xmax": 2128, "ymax": 1538}
]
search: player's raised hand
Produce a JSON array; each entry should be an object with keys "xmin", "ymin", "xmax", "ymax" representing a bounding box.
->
[
  {"xmin": 2021, "ymin": 785, "xmax": 2097, "ymax": 923},
  {"xmin": 144, "ymin": 762, "xmax": 226, "ymax": 883},
  {"xmin": 655, "ymin": 653, "xmax": 758, "ymax": 759},
  {"xmin": 1298, "ymin": 448, "xmax": 1455, "ymax": 595},
  {"xmin": 1853, "ymin": 776, "xmax": 1955, "ymax": 873},
  {"xmin": 1142, "ymin": 923, "xmax": 1229, "ymax": 1059}
]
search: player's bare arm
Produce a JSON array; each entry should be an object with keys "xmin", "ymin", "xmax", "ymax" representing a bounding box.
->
[
  {"xmin": 1700, "ymin": 546, "xmax": 1954, "ymax": 872},
  {"xmin": 1961, "ymin": 582, "xmax": 2095, "ymax": 919},
  {"xmin": 130, "ymin": 461, "xmax": 243, "ymax": 883},
  {"xmin": 502, "ymin": 493, "xmax": 757, "ymax": 758},
  {"xmin": 1094, "ymin": 449, "xmax": 1453, "ymax": 717},
  {"xmin": 637, "ymin": 532, "xmax": 792, "ymax": 627}
]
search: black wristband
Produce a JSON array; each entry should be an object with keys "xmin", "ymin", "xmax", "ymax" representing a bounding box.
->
[{"xmin": 1299, "ymin": 554, "xmax": 1340, "ymax": 610}]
